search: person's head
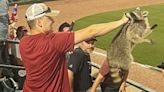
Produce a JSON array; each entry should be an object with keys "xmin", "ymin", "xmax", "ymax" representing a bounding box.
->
[
  {"xmin": 16, "ymin": 26, "xmax": 28, "ymax": 40},
  {"xmin": 58, "ymin": 22, "xmax": 72, "ymax": 32},
  {"xmin": 79, "ymin": 37, "xmax": 97, "ymax": 54},
  {"xmin": 25, "ymin": 3, "xmax": 60, "ymax": 33},
  {"xmin": 14, "ymin": 3, "xmax": 18, "ymax": 8}
]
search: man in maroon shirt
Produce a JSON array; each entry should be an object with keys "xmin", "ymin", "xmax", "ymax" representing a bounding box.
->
[{"xmin": 20, "ymin": 3, "xmax": 129, "ymax": 92}]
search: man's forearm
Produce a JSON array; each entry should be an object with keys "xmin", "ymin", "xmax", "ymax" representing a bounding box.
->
[
  {"xmin": 90, "ymin": 74, "xmax": 104, "ymax": 92},
  {"xmin": 90, "ymin": 19, "xmax": 125, "ymax": 37},
  {"xmin": 68, "ymin": 70, "xmax": 74, "ymax": 92}
]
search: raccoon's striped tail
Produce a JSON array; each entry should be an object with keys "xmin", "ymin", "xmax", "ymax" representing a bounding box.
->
[{"xmin": 109, "ymin": 65, "xmax": 122, "ymax": 83}]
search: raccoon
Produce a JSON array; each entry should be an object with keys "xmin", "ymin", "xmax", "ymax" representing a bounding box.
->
[{"xmin": 107, "ymin": 8, "xmax": 157, "ymax": 83}]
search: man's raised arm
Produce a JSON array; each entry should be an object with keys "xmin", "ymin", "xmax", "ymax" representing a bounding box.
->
[{"xmin": 74, "ymin": 14, "xmax": 129, "ymax": 44}]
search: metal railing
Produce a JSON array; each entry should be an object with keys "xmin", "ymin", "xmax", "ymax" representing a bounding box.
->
[
  {"xmin": 89, "ymin": 62, "xmax": 156, "ymax": 92},
  {"xmin": 9, "ymin": 0, "xmax": 55, "ymax": 5}
]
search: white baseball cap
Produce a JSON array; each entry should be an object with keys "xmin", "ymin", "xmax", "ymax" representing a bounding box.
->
[{"xmin": 25, "ymin": 3, "xmax": 60, "ymax": 21}]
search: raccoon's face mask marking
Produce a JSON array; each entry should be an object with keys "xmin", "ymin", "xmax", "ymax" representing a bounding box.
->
[{"xmin": 126, "ymin": 8, "xmax": 157, "ymax": 44}]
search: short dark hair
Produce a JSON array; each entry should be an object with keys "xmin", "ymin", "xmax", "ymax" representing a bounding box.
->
[
  {"xmin": 58, "ymin": 22, "xmax": 71, "ymax": 32},
  {"xmin": 16, "ymin": 26, "xmax": 27, "ymax": 39}
]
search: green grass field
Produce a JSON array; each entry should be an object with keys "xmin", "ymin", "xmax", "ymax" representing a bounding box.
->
[{"xmin": 73, "ymin": 4, "xmax": 164, "ymax": 67}]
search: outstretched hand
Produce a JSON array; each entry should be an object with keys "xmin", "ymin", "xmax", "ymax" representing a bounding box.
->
[{"xmin": 121, "ymin": 13, "xmax": 130, "ymax": 24}]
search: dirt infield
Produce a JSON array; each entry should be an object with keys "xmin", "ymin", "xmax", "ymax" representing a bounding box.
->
[{"xmin": 11, "ymin": 0, "xmax": 164, "ymax": 91}]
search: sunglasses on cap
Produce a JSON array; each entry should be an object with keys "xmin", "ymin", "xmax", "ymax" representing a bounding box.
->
[
  {"xmin": 34, "ymin": 7, "xmax": 51, "ymax": 17},
  {"xmin": 25, "ymin": 7, "xmax": 51, "ymax": 18}
]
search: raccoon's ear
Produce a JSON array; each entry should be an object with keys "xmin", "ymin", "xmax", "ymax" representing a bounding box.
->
[
  {"xmin": 142, "ymin": 11, "xmax": 149, "ymax": 17},
  {"xmin": 136, "ymin": 7, "xmax": 141, "ymax": 10}
]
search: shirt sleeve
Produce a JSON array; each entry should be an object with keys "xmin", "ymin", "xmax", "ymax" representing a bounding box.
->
[
  {"xmin": 99, "ymin": 59, "xmax": 110, "ymax": 77},
  {"xmin": 67, "ymin": 50, "xmax": 84, "ymax": 74},
  {"xmin": 52, "ymin": 32, "xmax": 74, "ymax": 54}
]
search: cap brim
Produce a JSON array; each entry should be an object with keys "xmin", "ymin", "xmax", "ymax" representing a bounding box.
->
[
  {"xmin": 46, "ymin": 10, "xmax": 60, "ymax": 17},
  {"xmin": 90, "ymin": 38, "xmax": 97, "ymax": 41}
]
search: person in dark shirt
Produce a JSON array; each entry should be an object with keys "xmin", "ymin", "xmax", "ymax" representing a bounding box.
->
[
  {"xmin": 0, "ymin": 0, "xmax": 9, "ymax": 80},
  {"xmin": 0, "ymin": 0, "xmax": 9, "ymax": 70},
  {"xmin": 68, "ymin": 37, "xmax": 97, "ymax": 92}
]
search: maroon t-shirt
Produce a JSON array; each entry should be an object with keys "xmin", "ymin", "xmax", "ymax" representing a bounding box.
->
[
  {"xmin": 20, "ymin": 32, "xmax": 74, "ymax": 92},
  {"xmin": 99, "ymin": 59, "xmax": 110, "ymax": 77}
]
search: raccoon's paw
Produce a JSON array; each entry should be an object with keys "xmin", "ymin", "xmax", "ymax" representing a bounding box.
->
[
  {"xmin": 151, "ymin": 24, "xmax": 158, "ymax": 30},
  {"xmin": 148, "ymin": 39, "xmax": 155, "ymax": 44}
]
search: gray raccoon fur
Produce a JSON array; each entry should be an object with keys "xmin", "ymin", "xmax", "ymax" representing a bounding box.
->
[{"xmin": 107, "ymin": 8, "xmax": 156, "ymax": 83}]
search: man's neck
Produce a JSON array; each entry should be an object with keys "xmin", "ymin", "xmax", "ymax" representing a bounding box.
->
[{"xmin": 30, "ymin": 29, "xmax": 45, "ymax": 35}]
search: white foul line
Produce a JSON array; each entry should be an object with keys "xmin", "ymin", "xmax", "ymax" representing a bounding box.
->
[{"xmin": 92, "ymin": 51, "xmax": 162, "ymax": 72}]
